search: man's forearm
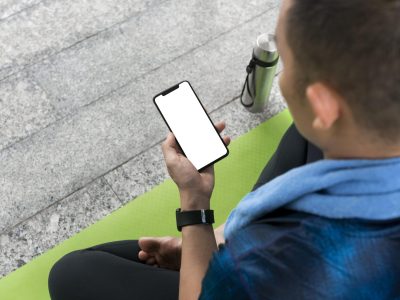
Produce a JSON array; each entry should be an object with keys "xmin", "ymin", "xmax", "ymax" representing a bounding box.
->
[
  {"xmin": 179, "ymin": 192, "xmax": 219, "ymax": 300},
  {"xmin": 180, "ymin": 224, "xmax": 217, "ymax": 300}
]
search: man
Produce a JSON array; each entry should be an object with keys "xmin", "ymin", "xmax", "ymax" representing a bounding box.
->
[{"xmin": 49, "ymin": 0, "xmax": 400, "ymax": 299}]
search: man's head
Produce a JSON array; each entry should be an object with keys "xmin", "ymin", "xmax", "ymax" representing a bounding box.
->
[{"xmin": 276, "ymin": 0, "xmax": 400, "ymax": 158}]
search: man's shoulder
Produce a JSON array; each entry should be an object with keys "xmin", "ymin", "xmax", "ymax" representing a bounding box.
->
[
  {"xmin": 227, "ymin": 208, "xmax": 400, "ymax": 254},
  {"xmin": 222, "ymin": 209, "xmax": 400, "ymax": 299},
  {"xmin": 225, "ymin": 208, "xmax": 314, "ymax": 257}
]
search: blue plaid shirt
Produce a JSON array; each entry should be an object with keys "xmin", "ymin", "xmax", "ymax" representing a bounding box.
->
[{"xmin": 199, "ymin": 208, "xmax": 400, "ymax": 299}]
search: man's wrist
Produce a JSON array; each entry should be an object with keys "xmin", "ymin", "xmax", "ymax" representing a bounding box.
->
[
  {"xmin": 180, "ymin": 203, "xmax": 210, "ymax": 210},
  {"xmin": 179, "ymin": 190, "xmax": 210, "ymax": 210}
]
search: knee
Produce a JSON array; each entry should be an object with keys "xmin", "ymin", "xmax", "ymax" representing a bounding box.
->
[{"xmin": 48, "ymin": 250, "xmax": 87, "ymax": 300}]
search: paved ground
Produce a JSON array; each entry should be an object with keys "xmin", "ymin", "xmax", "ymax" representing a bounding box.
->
[{"xmin": 0, "ymin": 0, "xmax": 286, "ymax": 277}]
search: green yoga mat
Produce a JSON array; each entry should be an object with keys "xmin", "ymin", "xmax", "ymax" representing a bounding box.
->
[{"xmin": 0, "ymin": 110, "xmax": 292, "ymax": 300}]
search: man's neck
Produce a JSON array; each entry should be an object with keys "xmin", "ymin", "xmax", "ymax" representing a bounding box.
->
[{"xmin": 323, "ymin": 145, "xmax": 400, "ymax": 160}]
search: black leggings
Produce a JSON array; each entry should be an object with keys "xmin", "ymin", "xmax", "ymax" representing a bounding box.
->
[{"xmin": 48, "ymin": 123, "xmax": 323, "ymax": 300}]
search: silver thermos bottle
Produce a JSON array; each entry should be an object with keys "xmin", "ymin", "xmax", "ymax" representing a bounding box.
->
[{"xmin": 240, "ymin": 33, "xmax": 279, "ymax": 113}]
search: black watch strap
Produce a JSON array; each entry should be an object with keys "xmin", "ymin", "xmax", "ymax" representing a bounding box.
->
[{"xmin": 176, "ymin": 208, "xmax": 214, "ymax": 232}]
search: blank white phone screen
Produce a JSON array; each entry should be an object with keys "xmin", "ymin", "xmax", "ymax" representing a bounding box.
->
[{"xmin": 155, "ymin": 81, "xmax": 228, "ymax": 170}]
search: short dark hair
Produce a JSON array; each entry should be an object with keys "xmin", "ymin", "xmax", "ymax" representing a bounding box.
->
[{"xmin": 286, "ymin": 0, "xmax": 400, "ymax": 143}]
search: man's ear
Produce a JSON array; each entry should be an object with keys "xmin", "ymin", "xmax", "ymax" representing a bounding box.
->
[{"xmin": 306, "ymin": 83, "xmax": 340, "ymax": 131}]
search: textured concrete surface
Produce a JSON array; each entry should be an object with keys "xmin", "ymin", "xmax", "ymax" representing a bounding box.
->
[
  {"xmin": 0, "ymin": 0, "xmax": 161, "ymax": 79},
  {"xmin": 0, "ymin": 0, "xmax": 42, "ymax": 21},
  {"xmin": 0, "ymin": 0, "xmax": 285, "ymax": 277},
  {"xmin": 0, "ymin": 71, "xmax": 56, "ymax": 151}
]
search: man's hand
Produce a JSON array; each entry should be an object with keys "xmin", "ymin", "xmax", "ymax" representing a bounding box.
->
[
  {"xmin": 161, "ymin": 121, "xmax": 230, "ymax": 210},
  {"xmin": 137, "ymin": 223, "xmax": 226, "ymax": 271},
  {"xmin": 138, "ymin": 236, "xmax": 182, "ymax": 270}
]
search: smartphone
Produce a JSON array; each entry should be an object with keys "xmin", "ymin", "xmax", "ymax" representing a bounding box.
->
[{"xmin": 153, "ymin": 80, "xmax": 229, "ymax": 172}]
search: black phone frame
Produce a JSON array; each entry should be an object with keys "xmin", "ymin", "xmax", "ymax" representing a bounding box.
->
[{"xmin": 153, "ymin": 80, "xmax": 229, "ymax": 172}]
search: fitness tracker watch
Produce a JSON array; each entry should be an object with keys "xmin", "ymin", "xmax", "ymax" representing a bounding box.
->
[{"xmin": 176, "ymin": 208, "xmax": 214, "ymax": 232}]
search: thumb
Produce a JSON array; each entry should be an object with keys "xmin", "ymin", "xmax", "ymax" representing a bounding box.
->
[
  {"xmin": 138, "ymin": 237, "xmax": 161, "ymax": 253},
  {"xmin": 162, "ymin": 132, "xmax": 179, "ymax": 161}
]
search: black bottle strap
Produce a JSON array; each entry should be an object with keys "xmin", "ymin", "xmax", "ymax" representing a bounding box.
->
[{"xmin": 240, "ymin": 54, "xmax": 279, "ymax": 108}]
